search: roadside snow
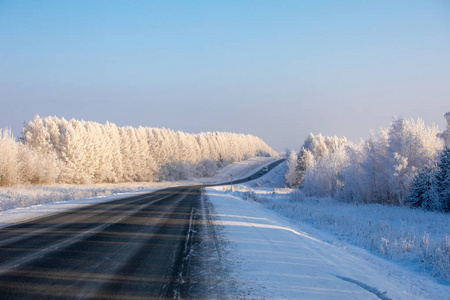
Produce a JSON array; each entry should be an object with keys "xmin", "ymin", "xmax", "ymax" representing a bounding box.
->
[
  {"xmin": 0, "ymin": 157, "xmax": 276, "ymax": 227},
  {"xmin": 204, "ymin": 162, "xmax": 450, "ymax": 299},
  {"xmin": 0, "ymin": 182, "xmax": 188, "ymax": 211},
  {"xmin": 206, "ymin": 188, "xmax": 450, "ymax": 299},
  {"xmin": 0, "ymin": 187, "xmax": 161, "ymax": 228}
]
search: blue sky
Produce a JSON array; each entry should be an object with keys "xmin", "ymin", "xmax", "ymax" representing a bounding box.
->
[{"xmin": 1, "ymin": 0, "xmax": 449, "ymax": 151}]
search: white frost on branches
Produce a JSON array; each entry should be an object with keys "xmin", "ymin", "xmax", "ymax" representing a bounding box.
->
[
  {"xmin": 0, "ymin": 115, "xmax": 277, "ymax": 186},
  {"xmin": 288, "ymin": 117, "xmax": 443, "ymax": 205}
]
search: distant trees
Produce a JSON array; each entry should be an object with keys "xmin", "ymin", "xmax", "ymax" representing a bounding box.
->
[
  {"xmin": 286, "ymin": 117, "xmax": 445, "ymax": 209},
  {"xmin": 0, "ymin": 115, "xmax": 277, "ymax": 186}
]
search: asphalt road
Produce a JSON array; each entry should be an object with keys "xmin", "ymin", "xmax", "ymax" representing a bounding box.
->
[{"xmin": 0, "ymin": 159, "xmax": 284, "ymax": 299}]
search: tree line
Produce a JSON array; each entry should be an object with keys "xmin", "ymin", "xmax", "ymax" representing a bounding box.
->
[{"xmin": 0, "ymin": 115, "xmax": 277, "ymax": 186}]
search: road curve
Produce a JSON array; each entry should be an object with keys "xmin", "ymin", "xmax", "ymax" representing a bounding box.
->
[{"xmin": 0, "ymin": 159, "xmax": 284, "ymax": 299}]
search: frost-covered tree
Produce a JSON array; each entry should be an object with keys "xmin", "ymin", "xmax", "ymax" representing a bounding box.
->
[
  {"xmin": 285, "ymin": 149, "xmax": 299, "ymax": 187},
  {"xmin": 436, "ymin": 148, "xmax": 450, "ymax": 211},
  {"xmin": 384, "ymin": 118, "xmax": 442, "ymax": 204},
  {"xmin": 292, "ymin": 133, "xmax": 349, "ymax": 196},
  {"xmin": 19, "ymin": 115, "xmax": 277, "ymax": 185},
  {"xmin": 295, "ymin": 147, "xmax": 315, "ymax": 188},
  {"xmin": 291, "ymin": 117, "xmax": 442, "ymax": 205},
  {"xmin": 408, "ymin": 148, "xmax": 450, "ymax": 212},
  {"xmin": 22, "ymin": 115, "xmax": 52, "ymax": 156},
  {"xmin": 0, "ymin": 129, "xmax": 21, "ymax": 186},
  {"xmin": 0, "ymin": 128, "xmax": 60, "ymax": 186},
  {"xmin": 196, "ymin": 134, "xmax": 211, "ymax": 160},
  {"xmin": 302, "ymin": 145, "xmax": 348, "ymax": 197},
  {"xmin": 408, "ymin": 165, "xmax": 440, "ymax": 210}
]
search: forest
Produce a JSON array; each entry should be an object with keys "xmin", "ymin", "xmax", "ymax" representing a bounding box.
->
[
  {"xmin": 285, "ymin": 116, "xmax": 450, "ymax": 212},
  {"xmin": 0, "ymin": 115, "xmax": 277, "ymax": 186}
]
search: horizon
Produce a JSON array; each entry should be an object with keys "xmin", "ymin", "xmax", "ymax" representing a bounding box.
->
[{"xmin": 1, "ymin": 1, "xmax": 449, "ymax": 151}]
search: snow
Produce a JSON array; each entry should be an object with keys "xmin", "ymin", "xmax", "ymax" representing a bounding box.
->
[
  {"xmin": 0, "ymin": 157, "xmax": 276, "ymax": 227},
  {"xmin": 205, "ymin": 162, "xmax": 450, "ymax": 299},
  {"xmin": 0, "ymin": 187, "xmax": 161, "ymax": 228}
]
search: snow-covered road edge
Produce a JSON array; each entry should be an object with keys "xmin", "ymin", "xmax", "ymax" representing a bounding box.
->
[
  {"xmin": 0, "ymin": 187, "xmax": 163, "ymax": 228},
  {"xmin": 205, "ymin": 187, "xmax": 450, "ymax": 299}
]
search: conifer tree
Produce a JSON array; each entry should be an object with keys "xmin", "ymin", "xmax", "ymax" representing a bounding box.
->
[
  {"xmin": 296, "ymin": 147, "xmax": 314, "ymax": 188},
  {"xmin": 436, "ymin": 148, "xmax": 450, "ymax": 211},
  {"xmin": 408, "ymin": 165, "xmax": 439, "ymax": 210}
]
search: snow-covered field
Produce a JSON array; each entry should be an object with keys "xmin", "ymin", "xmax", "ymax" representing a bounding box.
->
[
  {"xmin": 207, "ymin": 162, "xmax": 450, "ymax": 299},
  {"xmin": 0, "ymin": 157, "xmax": 276, "ymax": 227}
]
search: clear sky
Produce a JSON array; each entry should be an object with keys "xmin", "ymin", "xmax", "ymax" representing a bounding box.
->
[{"xmin": 1, "ymin": 0, "xmax": 449, "ymax": 151}]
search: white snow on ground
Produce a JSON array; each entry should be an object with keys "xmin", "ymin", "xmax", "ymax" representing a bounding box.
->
[
  {"xmin": 206, "ymin": 162, "xmax": 450, "ymax": 299},
  {"xmin": 0, "ymin": 157, "xmax": 276, "ymax": 227},
  {"xmin": 208, "ymin": 190, "xmax": 407, "ymax": 299},
  {"xmin": 0, "ymin": 182, "xmax": 190, "ymax": 211}
]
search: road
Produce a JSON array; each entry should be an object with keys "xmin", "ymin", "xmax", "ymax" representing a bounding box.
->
[{"xmin": 0, "ymin": 159, "xmax": 284, "ymax": 299}]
